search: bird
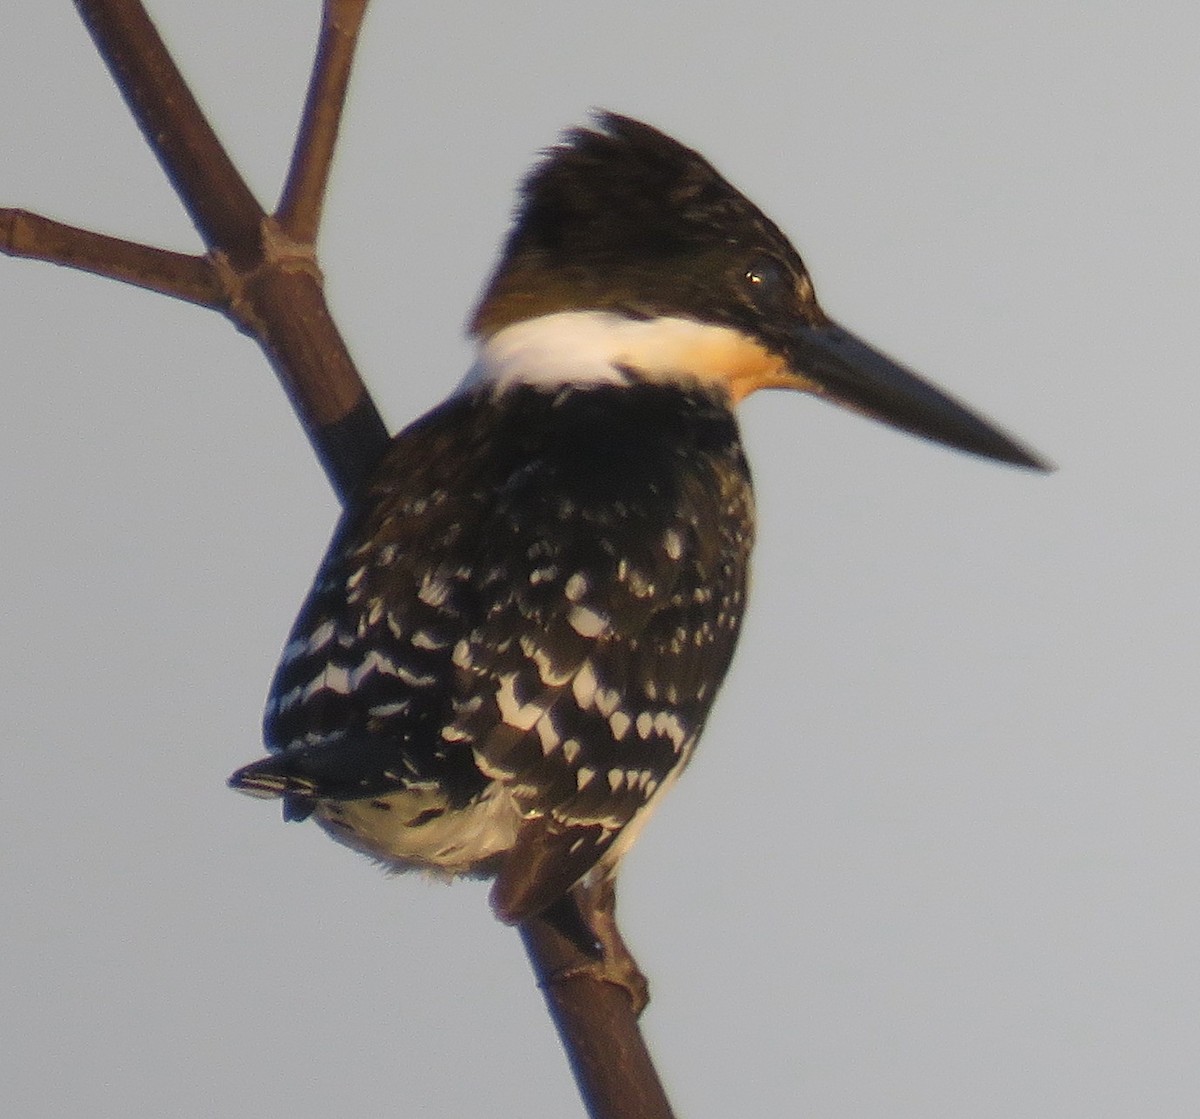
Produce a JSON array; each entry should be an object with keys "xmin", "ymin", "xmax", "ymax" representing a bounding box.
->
[{"xmin": 230, "ymin": 112, "xmax": 1045, "ymax": 1006}]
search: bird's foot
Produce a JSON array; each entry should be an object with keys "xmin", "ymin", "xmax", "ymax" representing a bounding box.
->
[
  {"xmin": 543, "ymin": 948, "xmax": 650, "ymax": 1017},
  {"xmin": 540, "ymin": 876, "xmax": 650, "ymax": 1015}
]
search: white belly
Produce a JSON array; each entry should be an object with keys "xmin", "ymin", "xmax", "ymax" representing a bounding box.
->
[{"xmin": 313, "ymin": 783, "xmax": 524, "ymax": 878}]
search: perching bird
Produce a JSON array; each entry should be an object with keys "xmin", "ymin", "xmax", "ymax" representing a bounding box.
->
[{"xmin": 230, "ymin": 113, "xmax": 1044, "ymax": 1002}]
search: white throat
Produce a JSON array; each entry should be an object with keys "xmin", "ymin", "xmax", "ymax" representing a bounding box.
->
[{"xmin": 461, "ymin": 310, "xmax": 757, "ymax": 395}]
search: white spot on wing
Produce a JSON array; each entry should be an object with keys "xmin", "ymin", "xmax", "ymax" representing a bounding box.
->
[
  {"xmin": 411, "ymin": 629, "xmax": 447, "ymax": 651},
  {"xmin": 596, "ymin": 687, "xmax": 621, "ymax": 719},
  {"xmin": 568, "ymin": 605, "xmax": 607, "ymax": 637},
  {"xmin": 309, "ymin": 619, "xmax": 338, "ymax": 652},
  {"xmin": 653, "ymin": 711, "xmax": 689, "ymax": 751},
  {"xmin": 536, "ymin": 711, "xmax": 561, "ymax": 755},
  {"xmin": 304, "ymin": 664, "xmax": 351, "ymax": 699},
  {"xmin": 495, "ymin": 672, "xmax": 546, "ymax": 732},
  {"xmin": 418, "ymin": 574, "xmax": 451, "ymax": 608},
  {"xmin": 572, "ymin": 662, "xmax": 599, "ymax": 710},
  {"xmin": 520, "ymin": 635, "xmax": 573, "ymax": 685}
]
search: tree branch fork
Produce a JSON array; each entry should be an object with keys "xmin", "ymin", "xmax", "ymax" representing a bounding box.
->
[{"xmin": 0, "ymin": 206, "xmax": 329, "ymax": 327}]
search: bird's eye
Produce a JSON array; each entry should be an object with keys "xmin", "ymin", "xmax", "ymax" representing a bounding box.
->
[{"xmin": 741, "ymin": 255, "xmax": 791, "ymax": 310}]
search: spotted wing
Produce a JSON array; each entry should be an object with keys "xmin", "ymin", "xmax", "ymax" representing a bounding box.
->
[
  {"xmin": 231, "ymin": 394, "xmax": 504, "ymax": 816},
  {"xmin": 232, "ymin": 384, "xmax": 753, "ymax": 921}
]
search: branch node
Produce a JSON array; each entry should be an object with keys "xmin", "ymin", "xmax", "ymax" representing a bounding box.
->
[{"xmin": 209, "ymin": 216, "xmax": 324, "ymax": 336}]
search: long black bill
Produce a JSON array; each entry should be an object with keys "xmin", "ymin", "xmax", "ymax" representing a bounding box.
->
[{"xmin": 790, "ymin": 319, "xmax": 1049, "ymax": 470}]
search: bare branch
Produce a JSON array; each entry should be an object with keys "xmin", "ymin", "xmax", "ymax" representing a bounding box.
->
[
  {"xmin": 240, "ymin": 227, "xmax": 389, "ymax": 500},
  {"xmin": 73, "ymin": 0, "xmax": 265, "ymax": 263},
  {"xmin": 1, "ymin": 209, "xmax": 222, "ymax": 307},
  {"xmin": 522, "ymin": 910, "xmax": 677, "ymax": 1119},
  {"xmin": 277, "ymin": 0, "xmax": 370, "ymax": 242},
  {"xmin": 66, "ymin": 0, "xmax": 386, "ymax": 502}
]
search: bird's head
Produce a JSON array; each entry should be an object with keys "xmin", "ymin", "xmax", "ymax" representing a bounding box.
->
[{"xmin": 470, "ymin": 112, "xmax": 1046, "ymax": 469}]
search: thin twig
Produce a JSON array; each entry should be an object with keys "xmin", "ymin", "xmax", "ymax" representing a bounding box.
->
[
  {"xmin": 73, "ymin": 0, "xmax": 265, "ymax": 264},
  {"xmin": 277, "ymin": 0, "xmax": 370, "ymax": 241},
  {"xmin": 1, "ymin": 209, "xmax": 222, "ymax": 307}
]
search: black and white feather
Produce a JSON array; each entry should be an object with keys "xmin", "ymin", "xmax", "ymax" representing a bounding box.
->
[{"xmin": 232, "ymin": 381, "xmax": 753, "ymax": 920}]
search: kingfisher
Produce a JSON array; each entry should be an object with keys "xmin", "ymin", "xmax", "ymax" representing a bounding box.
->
[{"xmin": 230, "ymin": 113, "xmax": 1045, "ymax": 1003}]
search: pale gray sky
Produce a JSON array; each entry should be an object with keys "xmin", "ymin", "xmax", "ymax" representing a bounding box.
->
[{"xmin": 3, "ymin": 3, "xmax": 1198, "ymax": 1116}]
